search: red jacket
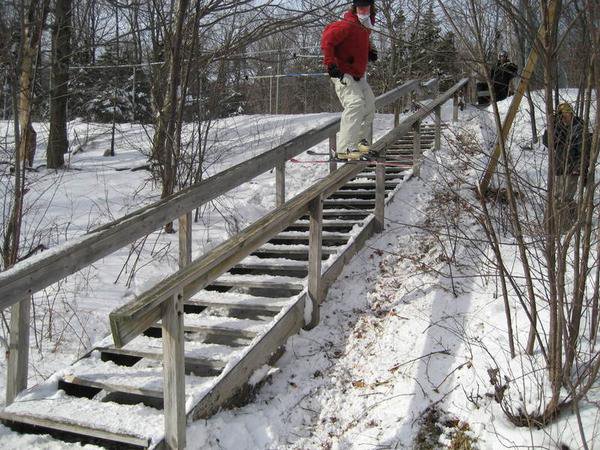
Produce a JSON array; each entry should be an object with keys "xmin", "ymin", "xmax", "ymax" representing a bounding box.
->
[{"xmin": 321, "ymin": 11, "xmax": 371, "ymax": 80}]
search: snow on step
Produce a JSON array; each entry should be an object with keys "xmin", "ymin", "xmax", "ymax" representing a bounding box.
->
[
  {"xmin": 182, "ymin": 313, "xmax": 271, "ymax": 338},
  {"xmin": 236, "ymin": 255, "xmax": 308, "ymax": 266},
  {"xmin": 215, "ymin": 272, "xmax": 305, "ymax": 287},
  {"xmin": 2, "ymin": 380, "xmax": 164, "ymax": 447},
  {"xmin": 258, "ymin": 242, "xmax": 336, "ymax": 250},
  {"xmin": 189, "ymin": 291, "xmax": 291, "ymax": 312},
  {"xmin": 62, "ymin": 352, "xmax": 212, "ymax": 397},
  {"xmin": 275, "ymin": 230, "xmax": 351, "ymax": 239},
  {"xmin": 95, "ymin": 334, "xmax": 238, "ymax": 364}
]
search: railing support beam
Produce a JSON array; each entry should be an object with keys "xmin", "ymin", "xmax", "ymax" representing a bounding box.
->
[
  {"xmin": 162, "ymin": 291, "xmax": 186, "ymax": 450},
  {"xmin": 276, "ymin": 160, "xmax": 285, "ymax": 207},
  {"xmin": 178, "ymin": 212, "xmax": 192, "ymax": 269},
  {"xmin": 328, "ymin": 135, "xmax": 337, "ymax": 173},
  {"xmin": 413, "ymin": 120, "xmax": 422, "ymax": 177},
  {"xmin": 434, "ymin": 105, "xmax": 442, "ymax": 151},
  {"xmin": 305, "ymin": 195, "xmax": 323, "ymax": 330},
  {"xmin": 6, "ymin": 297, "xmax": 31, "ymax": 404},
  {"xmin": 375, "ymin": 150, "xmax": 386, "ymax": 233},
  {"xmin": 452, "ymin": 94, "xmax": 459, "ymax": 122}
]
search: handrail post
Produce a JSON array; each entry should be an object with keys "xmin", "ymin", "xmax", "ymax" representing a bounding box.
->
[
  {"xmin": 163, "ymin": 291, "xmax": 186, "ymax": 450},
  {"xmin": 393, "ymin": 100, "xmax": 400, "ymax": 127},
  {"xmin": 434, "ymin": 105, "xmax": 441, "ymax": 151},
  {"xmin": 178, "ymin": 212, "xmax": 192, "ymax": 269},
  {"xmin": 6, "ymin": 296, "xmax": 31, "ymax": 404},
  {"xmin": 413, "ymin": 120, "xmax": 422, "ymax": 177},
  {"xmin": 276, "ymin": 160, "xmax": 285, "ymax": 206},
  {"xmin": 328, "ymin": 135, "xmax": 337, "ymax": 173},
  {"xmin": 374, "ymin": 148, "xmax": 386, "ymax": 233},
  {"xmin": 305, "ymin": 195, "xmax": 323, "ymax": 330},
  {"xmin": 452, "ymin": 93, "xmax": 459, "ymax": 122}
]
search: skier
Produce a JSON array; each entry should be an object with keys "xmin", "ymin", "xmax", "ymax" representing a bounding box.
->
[
  {"xmin": 321, "ymin": 0, "xmax": 378, "ymax": 160},
  {"xmin": 489, "ymin": 50, "xmax": 518, "ymax": 102},
  {"xmin": 542, "ymin": 102, "xmax": 586, "ymax": 229}
]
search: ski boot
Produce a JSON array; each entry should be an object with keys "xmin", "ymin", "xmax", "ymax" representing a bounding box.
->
[
  {"xmin": 357, "ymin": 139, "xmax": 371, "ymax": 154},
  {"xmin": 336, "ymin": 148, "xmax": 364, "ymax": 161}
]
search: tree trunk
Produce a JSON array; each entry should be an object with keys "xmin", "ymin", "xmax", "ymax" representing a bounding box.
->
[
  {"xmin": 4, "ymin": 0, "xmax": 50, "ymax": 405},
  {"xmin": 150, "ymin": 0, "xmax": 190, "ymax": 233},
  {"xmin": 47, "ymin": 0, "xmax": 72, "ymax": 168}
]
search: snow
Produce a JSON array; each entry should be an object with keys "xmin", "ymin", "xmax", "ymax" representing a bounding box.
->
[{"xmin": 0, "ymin": 93, "xmax": 598, "ymax": 448}]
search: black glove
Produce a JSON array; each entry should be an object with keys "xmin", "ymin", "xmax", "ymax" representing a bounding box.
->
[
  {"xmin": 368, "ymin": 48, "xmax": 378, "ymax": 62},
  {"xmin": 327, "ymin": 64, "xmax": 344, "ymax": 80}
]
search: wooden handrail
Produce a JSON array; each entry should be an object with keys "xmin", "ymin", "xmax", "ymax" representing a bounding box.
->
[
  {"xmin": 370, "ymin": 78, "xmax": 469, "ymax": 155},
  {"xmin": 110, "ymin": 163, "xmax": 364, "ymax": 347},
  {"xmin": 0, "ymin": 79, "xmax": 421, "ymax": 309},
  {"xmin": 110, "ymin": 78, "xmax": 467, "ymax": 348}
]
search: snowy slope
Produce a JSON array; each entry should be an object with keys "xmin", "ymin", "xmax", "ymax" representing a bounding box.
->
[{"xmin": 0, "ymin": 95, "xmax": 598, "ymax": 448}]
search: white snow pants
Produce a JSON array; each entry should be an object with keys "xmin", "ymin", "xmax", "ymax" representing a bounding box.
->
[{"xmin": 332, "ymin": 75, "xmax": 375, "ymax": 153}]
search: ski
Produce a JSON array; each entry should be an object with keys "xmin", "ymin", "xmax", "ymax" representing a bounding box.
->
[
  {"xmin": 307, "ymin": 150, "xmax": 378, "ymax": 158},
  {"xmin": 290, "ymin": 157, "xmax": 411, "ymax": 168}
]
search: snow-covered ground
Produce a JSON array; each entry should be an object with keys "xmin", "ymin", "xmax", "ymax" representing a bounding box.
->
[{"xmin": 0, "ymin": 94, "xmax": 598, "ymax": 449}]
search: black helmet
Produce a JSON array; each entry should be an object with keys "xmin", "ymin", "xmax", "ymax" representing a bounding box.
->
[
  {"xmin": 498, "ymin": 50, "xmax": 509, "ymax": 59},
  {"xmin": 353, "ymin": 0, "xmax": 374, "ymax": 6}
]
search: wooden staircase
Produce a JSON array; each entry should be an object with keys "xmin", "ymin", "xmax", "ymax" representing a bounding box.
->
[{"xmin": 0, "ymin": 124, "xmax": 439, "ymax": 449}]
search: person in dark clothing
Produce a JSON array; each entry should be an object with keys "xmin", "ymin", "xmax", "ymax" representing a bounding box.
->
[
  {"xmin": 542, "ymin": 102, "xmax": 585, "ymax": 229},
  {"xmin": 490, "ymin": 51, "xmax": 518, "ymax": 102}
]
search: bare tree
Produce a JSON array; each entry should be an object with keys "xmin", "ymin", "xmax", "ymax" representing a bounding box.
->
[{"xmin": 47, "ymin": 0, "xmax": 72, "ymax": 168}]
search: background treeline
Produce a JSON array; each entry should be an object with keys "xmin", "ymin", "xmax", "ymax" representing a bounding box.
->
[{"xmin": 0, "ymin": 0, "xmax": 464, "ymax": 127}]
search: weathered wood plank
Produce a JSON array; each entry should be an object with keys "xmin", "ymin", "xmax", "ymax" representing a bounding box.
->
[
  {"xmin": 453, "ymin": 93, "xmax": 459, "ymax": 122},
  {"xmin": 187, "ymin": 295, "xmax": 305, "ymax": 421},
  {"xmin": 6, "ymin": 297, "xmax": 31, "ymax": 404},
  {"xmin": 0, "ymin": 80, "xmax": 422, "ymax": 310},
  {"xmin": 250, "ymin": 246, "xmax": 335, "ymax": 260},
  {"xmin": 374, "ymin": 154, "xmax": 386, "ymax": 233},
  {"xmin": 275, "ymin": 160, "xmax": 285, "ymax": 207},
  {"xmin": 305, "ymin": 196, "xmax": 323, "ymax": 330},
  {"xmin": 178, "ymin": 213, "xmax": 192, "ymax": 269},
  {"xmin": 413, "ymin": 120, "xmax": 422, "ymax": 177},
  {"xmin": 188, "ymin": 294, "xmax": 289, "ymax": 312},
  {"xmin": 367, "ymin": 78, "xmax": 468, "ymax": 157},
  {"xmin": 434, "ymin": 105, "xmax": 441, "ymax": 151},
  {"xmin": 61, "ymin": 375, "xmax": 164, "ymax": 400},
  {"xmin": 162, "ymin": 293, "xmax": 186, "ymax": 450},
  {"xmin": 97, "ymin": 346, "xmax": 225, "ymax": 372},
  {"xmin": 209, "ymin": 279, "xmax": 304, "ymax": 291},
  {"xmin": 0, "ymin": 411, "xmax": 150, "ymax": 448},
  {"xmin": 110, "ymin": 163, "xmax": 362, "ymax": 348}
]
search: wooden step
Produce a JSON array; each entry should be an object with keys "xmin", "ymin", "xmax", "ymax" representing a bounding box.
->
[
  {"xmin": 353, "ymin": 173, "xmax": 406, "ymax": 180},
  {"xmin": 330, "ymin": 190, "xmax": 378, "ymax": 199},
  {"xmin": 208, "ymin": 275, "xmax": 304, "ymax": 294},
  {"xmin": 188, "ymin": 292, "xmax": 290, "ymax": 312},
  {"xmin": 285, "ymin": 221, "xmax": 359, "ymax": 233},
  {"xmin": 98, "ymin": 346, "xmax": 226, "ymax": 376},
  {"xmin": 300, "ymin": 209, "xmax": 371, "ymax": 221},
  {"xmin": 56, "ymin": 354, "xmax": 213, "ymax": 403},
  {"xmin": 323, "ymin": 199, "xmax": 375, "ymax": 209},
  {"xmin": 145, "ymin": 315, "xmax": 270, "ymax": 344},
  {"xmin": 229, "ymin": 261, "xmax": 307, "ymax": 278},
  {"xmin": 340, "ymin": 181, "xmax": 397, "ymax": 189},
  {"xmin": 269, "ymin": 232, "xmax": 349, "ymax": 246},
  {"xmin": 0, "ymin": 388, "xmax": 163, "ymax": 448},
  {"xmin": 251, "ymin": 245, "xmax": 336, "ymax": 261},
  {"xmin": 290, "ymin": 218, "xmax": 365, "ymax": 227}
]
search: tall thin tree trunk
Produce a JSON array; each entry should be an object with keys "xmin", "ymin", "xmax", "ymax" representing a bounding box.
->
[
  {"xmin": 150, "ymin": 0, "xmax": 190, "ymax": 233},
  {"xmin": 4, "ymin": 0, "xmax": 50, "ymax": 405},
  {"xmin": 47, "ymin": 0, "xmax": 72, "ymax": 168}
]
